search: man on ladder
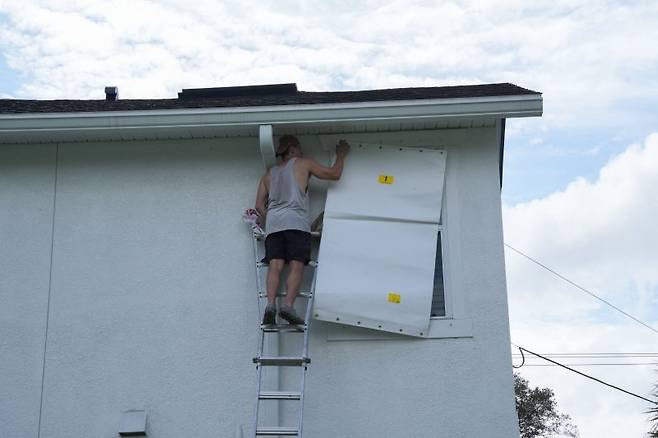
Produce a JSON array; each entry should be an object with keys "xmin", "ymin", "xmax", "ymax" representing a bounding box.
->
[{"xmin": 255, "ymin": 135, "xmax": 350, "ymax": 325}]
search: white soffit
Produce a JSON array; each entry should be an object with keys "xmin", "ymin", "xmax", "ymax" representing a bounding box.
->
[{"xmin": 0, "ymin": 94, "xmax": 542, "ymax": 144}]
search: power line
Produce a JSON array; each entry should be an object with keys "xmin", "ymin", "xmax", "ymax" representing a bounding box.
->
[
  {"xmin": 512, "ymin": 352, "xmax": 658, "ymax": 355},
  {"xmin": 505, "ymin": 243, "xmax": 658, "ymax": 335},
  {"xmin": 512, "ymin": 343, "xmax": 657, "ymax": 405},
  {"xmin": 523, "ymin": 363, "xmax": 657, "ymax": 367},
  {"xmin": 513, "ymin": 353, "xmax": 658, "ymax": 366},
  {"xmin": 512, "ymin": 353, "xmax": 658, "ymax": 358}
]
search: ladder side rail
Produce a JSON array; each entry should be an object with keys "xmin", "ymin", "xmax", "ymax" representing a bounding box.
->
[
  {"xmin": 252, "ymin": 232, "xmax": 266, "ymax": 358},
  {"xmin": 297, "ymin": 260, "xmax": 317, "ymax": 437},
  {"xmin": 252, "ymin": 232, "xmax": 266, "ymax": 438},
  {"xmin": 298, "ymin": 366, "xmax": 308, "ymax": 438},
  {"xmin": 253, "ymin": 364, "xmax": 264, "ymax": 438},
  {"xmin": 302, "ymin": 262, "xmax": 317, "ymax": 360}
]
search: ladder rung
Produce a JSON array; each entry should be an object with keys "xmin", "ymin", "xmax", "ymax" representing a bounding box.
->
[
  {"xmin": 256, "ymin": 427, "xmax": 298, "ymax": 436},
  {"xmin": 261, "ymin": 324, "xmax": 306, "ymax": 333},
  {"xmin": 253, "ymin": 356, "xmax": 311, "ymax": 366},
  {"xmin": 257, "ymin": 261, "xmax": 318, "ymax": 268},
  {"xmin": 255, "ymin": 231, "xmax": 321, "ymax": 240},
  {"xmin": 259, "ymin": 391, "xmax": 302, "ymax": 400},
  {"xmin": 258, "ymin": 292, "xmax": 311, "ymax": 298}
]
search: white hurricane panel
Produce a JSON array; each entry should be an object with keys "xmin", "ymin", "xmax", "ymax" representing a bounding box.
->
[
  {"xmin": 314, "ymin": 144, "xmax": 446, "ymax": 337},
  {"xmin": 314, "ymin": 219, "xmax": 438, "ymax": 336},
  {"xmin": 323, "ymin": 144, "xmax": 446, "ymax": 222}
]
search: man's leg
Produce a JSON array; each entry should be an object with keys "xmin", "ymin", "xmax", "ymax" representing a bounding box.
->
[
  {"xmin": 284, "ymin": 260, "xmax": 304, "ymax": 307},
  {"xmin": 278, "ymin": 231, "xmax": 309, "ymax": 325},
  {"xmin": 266, "ymin": 259, "xmax": 285, "ymax": 305},
  {"xmin": 263, "ymin": 259, "xmax": 284, "ymax": 324},
  {"xmin": 279, "ymin": 260, "xmax": 306, "ymax": 325}
]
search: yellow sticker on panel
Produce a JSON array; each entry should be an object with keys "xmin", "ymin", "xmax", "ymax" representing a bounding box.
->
[
  {"xmin": 387, "ymin": 292, "xmax": 401, "ymax": 304},
  {"xmin": 378, "ymin": 175, "xmax": 394, "ymax": 184}
]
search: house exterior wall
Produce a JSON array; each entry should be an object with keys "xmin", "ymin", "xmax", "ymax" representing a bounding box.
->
[
  {"xmin": 1, "ymin": 144, "xmax": 57, "ymax": 438},
  {"xmin": 0, "ymin": 127, "xmax": 519, "ymax": 438},
  {"xmin": 292, "ymin": 128, "xmax": 518, "ymax": 437}
]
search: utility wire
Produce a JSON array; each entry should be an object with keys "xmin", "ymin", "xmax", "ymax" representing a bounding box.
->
[
  {"xmin": 505, "ymin": 244, "xmax": 658, "ymax": 335},
  {"xmin": 513, "ymin": 352, "xmax": 658, "ymax": 365},
  {"xmin": 512, "ymin": 344, "xmax": 657, "ymax": 405},
  {"xmin": 512, "ymin": 353, "xmax": 658, "ymax": 359},
  {"xmin": 512, "ymin": 352, "xmax": 658, "ymax": 355},
  {"xmin": 38, "ymin": 143, "xmax": 59, "ymax": 438},
  {"xmin": 523, "ymin": 363, "xmax": 657, "ymax": 367},
  {"xmin": 514, "ymin": 352, "xmax": 658, "ymax": 355},
  {"xmin": 512, "ymin": 353, "xmax": 658, "ymax": 358}
]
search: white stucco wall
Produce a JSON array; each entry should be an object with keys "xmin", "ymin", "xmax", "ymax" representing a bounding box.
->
[
  {"xmin": 1, "ymin": 144, "xmax": 57, "ymax": 438},
  {"xmin": 1, "ymin": 127, "xmax": 519, "ymax": 438}
]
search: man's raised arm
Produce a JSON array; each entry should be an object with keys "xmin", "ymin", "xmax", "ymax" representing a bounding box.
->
[{"xmin": 303, "ymin": 140, "xmax": 350, "ymax": 181}]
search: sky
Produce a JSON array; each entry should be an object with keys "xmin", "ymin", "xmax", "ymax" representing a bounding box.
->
[{"xmin": 1, "ymin": 0, "xmax": 657, "ymax": 436}]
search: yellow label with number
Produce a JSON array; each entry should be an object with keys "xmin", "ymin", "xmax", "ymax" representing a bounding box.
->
[
  {"xmin": 387, "ymin": 292, "xmax": 401, "ymax": 304},
  {"xmin": 378, "ymin": 175, "xmax": 394, "ymax": 184}
]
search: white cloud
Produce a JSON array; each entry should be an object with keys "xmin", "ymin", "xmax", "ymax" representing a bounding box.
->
[
  {"xmin": 504, "ymin": 132, "xmax": 658, "ymax": 437},
  {"xmin": 514, "ymin": 321, "xmax": 656, "ymax": 438},
  {"xmin": 0, "ymin": 0, "xmax": 657, "ymax": 137},
  {"xmin": 505, "ymin": 133, "xmax": 658, "ymax": 314}
]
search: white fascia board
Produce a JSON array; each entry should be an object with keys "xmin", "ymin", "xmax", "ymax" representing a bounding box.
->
[{"xmin": 0, "ymin": 94, "xmax": 542, "ymax": 140}]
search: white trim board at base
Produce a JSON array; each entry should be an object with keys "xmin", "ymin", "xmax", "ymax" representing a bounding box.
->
[{"xmin": 325, "ymin": 318, "xmax": 474, "ymax": 341}]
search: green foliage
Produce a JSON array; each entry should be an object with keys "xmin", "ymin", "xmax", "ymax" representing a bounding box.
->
[
  {"xmin": 649, "ymin": 383, "xmax": 658, "ymax": 438},
  {"xmin": 514, "ymin": 373, "xmax": 579, "ymax": 438}
]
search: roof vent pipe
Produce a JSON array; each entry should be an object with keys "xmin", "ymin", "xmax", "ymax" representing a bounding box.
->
[{"xmin": 105, "ymin": 86, "xmax": 119, "ymax": 101}]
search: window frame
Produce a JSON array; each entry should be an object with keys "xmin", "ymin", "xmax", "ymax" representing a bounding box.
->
[{"xmin": 431, "ymin": 184, "xmax": 449, "ymax": 319}]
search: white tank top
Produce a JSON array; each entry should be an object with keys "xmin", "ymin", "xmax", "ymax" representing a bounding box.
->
[{"xmin": 266, "ymin": 158, "xmax": 310, "ymax": 235}]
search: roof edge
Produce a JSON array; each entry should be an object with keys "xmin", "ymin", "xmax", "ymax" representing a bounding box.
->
[
  {"xmin": 0, "ymin": 93, "xmax": 542, "ymax": 122},
  {"xmin": 0, "ymin": 93, "xmax": 542, "ymax": 143}
]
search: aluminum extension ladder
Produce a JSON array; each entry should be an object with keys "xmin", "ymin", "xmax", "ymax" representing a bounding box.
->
[{"xmin": 250, "ymin": 231, "xmax": 317, "ymax": 437}]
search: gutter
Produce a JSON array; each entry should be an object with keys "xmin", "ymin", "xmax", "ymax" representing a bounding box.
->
[{"xmin": 0, "ymin": 94, "xmax": 542, "ymax": 142}]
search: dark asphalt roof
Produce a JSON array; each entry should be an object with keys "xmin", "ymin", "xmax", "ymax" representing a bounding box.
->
[{"xmin": 0, "ymin": 82, "xmax": 540, "ymax": 114}]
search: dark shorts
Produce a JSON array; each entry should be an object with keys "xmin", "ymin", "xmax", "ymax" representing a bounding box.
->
[{"xmin": 264, "ymin": 230, "xmax": 311, "ymax": 264}]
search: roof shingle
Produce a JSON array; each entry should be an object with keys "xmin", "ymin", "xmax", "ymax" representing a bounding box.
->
[{"xmin": 0, "ymin": 82, "xmax": 540, "ymax": 114}]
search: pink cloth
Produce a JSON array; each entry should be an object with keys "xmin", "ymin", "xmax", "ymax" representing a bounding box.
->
[{"xmin": 242, "ymin": 208, "xmax": 264, "ymax": 236}]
